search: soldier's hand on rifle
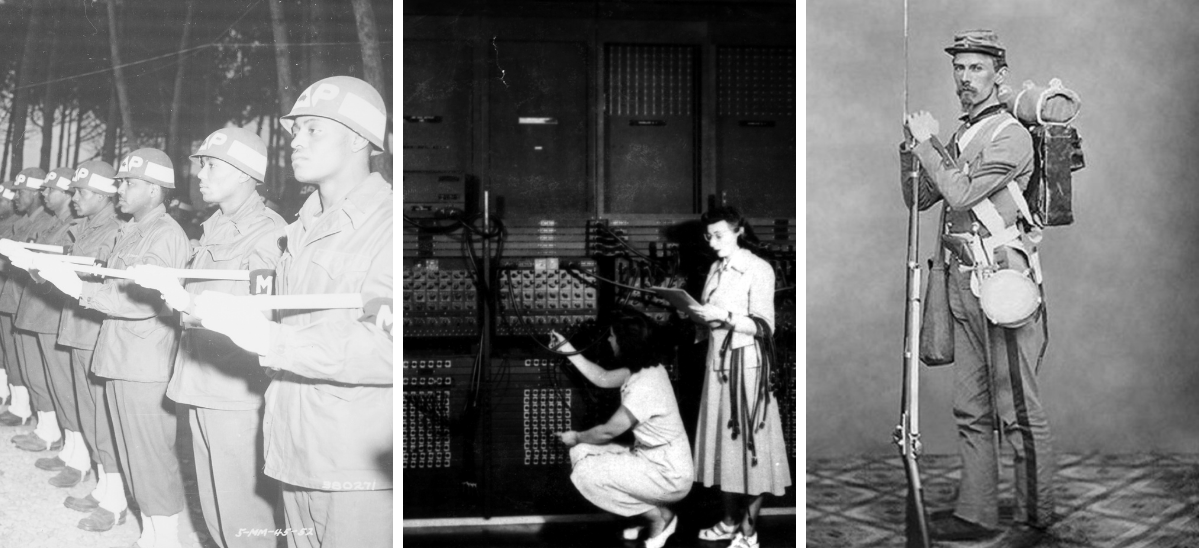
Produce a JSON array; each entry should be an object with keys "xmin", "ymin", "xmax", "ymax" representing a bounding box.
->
[
  {"xmin": 33, "ymin": 255, "xmax": 82, "ymax": 299},
  {"xmin": 194, "ymin": 291, "xmax": 270, "ymax": 356},
  {"xmin": 129, "ymin": 264, "xmax": 191, "ymax": 311},
  {"xmin": 905, "ymin": 111, "xmax": 939, "ymax": 144}
]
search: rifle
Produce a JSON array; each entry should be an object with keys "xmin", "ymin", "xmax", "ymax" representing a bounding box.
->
[{"xmin": 895, "ymin": 138, "xmax": 932, "ymax": 548}]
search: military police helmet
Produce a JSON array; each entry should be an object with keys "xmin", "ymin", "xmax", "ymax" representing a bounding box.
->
[
  {"xmin": 281, "ymin": 76, "xmax": 388, "ymax": 154},
  {"xmin": 191, "ymin": 127, "xmax": 269, "ymax": 182},
  {"xmin": 72, "ymin": 160, "xmax": 119, "ymax": 196},
  {"xmin": 14, "ymin": 167, "xmax": 48, "ymax": 190},
  {"xmin": 117, "ymin": 148, "xmax": 175, "ymax": 188},
  {"xmin": 45, "ymin": 167, "xmax": 76, "ymax": 192}
]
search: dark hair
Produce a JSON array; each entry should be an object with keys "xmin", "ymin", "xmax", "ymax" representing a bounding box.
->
[
  {"xmin": 701, "ymin": 205, "xmax": 758, "ymax": 250},
  {"xmin": 606, "ymin": 310, "xmax": 665, "ymax": 373}
]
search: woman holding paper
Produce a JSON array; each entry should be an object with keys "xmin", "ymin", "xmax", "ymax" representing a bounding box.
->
[
  {"xmin": 685, "ymin": 206, "xmax": 791, "ymax": 548},
  {"xmin": 549, "ymin": 311, "xmax": 692, "ymax": 548}
]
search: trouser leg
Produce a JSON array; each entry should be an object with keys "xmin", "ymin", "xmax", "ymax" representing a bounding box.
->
[
  {"xmin": 995, "ymin": 322, "xmax": 1057, "ymax": 526},
  {"xmin": 73, "ymin": 349, "xmax": 118, "ymax": 470},
  {"xmin": 191, "ymin": 406, "xmax": 279, "ymax": 548},
  {"xmin": 1, "ymin": 314, "xmax": 21, "ymax": 386},
  {"xmin": 281, "ymin": 486, "xmax": 393, "ymax": 548},
  {"xmin": 948, "ymin": 267, "xmax": 1000, "ymax": 528},
  {"xmin": 18, "ymin": 330, "xmax": 52, "ymax": 413},
  {"xmin": 39, "ymin": 333, "xmax": 77, "ymax": 431},
  {"xmin": 106, "ymin": 379, "xmax": 185, "ymax": 516}
]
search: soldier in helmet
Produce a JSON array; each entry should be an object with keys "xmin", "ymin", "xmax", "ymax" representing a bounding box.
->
[
  {"xmin": 57, "ymin": 160, "xmax": 127, "ymax": 532},
  {"xmin": 0, "ymin": 168, "xmax": 66, "ymax": 449},
  {"xmin": 133, "ymin": 126, "xmax": 287, "ymax": 548},
  {"xmin": 37, "ymin": 148, "xmax": 191, "ymax": 548},
  {"xmin": 192, "ymin": 75, "xmax": 393, "ymax": 547},
  {"xmin": 12, "ymin": 168, "xmax": 83, "ymax": 483},
  {"xmin": 0, "ymin": 177, "xmax": 23, "ymax": 413},
  {"xmin": 901, "ymin": 29, "xmax": 1056, "ymax": 540}
]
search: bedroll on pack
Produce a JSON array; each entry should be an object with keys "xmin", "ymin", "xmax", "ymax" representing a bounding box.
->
[{"xmin": 1000, "ymin": 79, "xmax": 1086, "ymax": 227}]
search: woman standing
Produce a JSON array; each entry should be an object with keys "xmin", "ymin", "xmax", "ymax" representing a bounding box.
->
[
  {"xmin": 551, "ymin": 312, "xmax": 693, "ymax": 548},
  {"xmin": 687, "ymin": 206, "xmax": 791, "ymax": 548}
]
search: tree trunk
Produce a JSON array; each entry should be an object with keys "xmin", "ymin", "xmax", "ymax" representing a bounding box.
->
[
  {"xmin": 9, "ymin": 1, "xmax": 46, "ymax": 175},
  {"xmin": 56, "ymin": 105, "xmax": 67, "ymax": 166},
  {"xmin": 306, "ymin": 0, "xmax": 330, "ymax": 84},
  {"xmin": 267, "ymin": 0, "xmax": 297, "ymax": 112},
  {"xmin": 1, "ymin": 120, "xmax": 11, "ymax": 182},
  {"xmin": 106, "ymin": 0, "xmax": 135, "ymax": 150},
  {"xmin": 39, "ymin": 10, "xmax": 62, "ymax": 171},
  {"xmin": 168, "ymin": 0, "xmax": 195, "ymax": 192},
  {"xmin": 73, "ymin": 104, "xmax": 84, "ymax": 167},
  {"xmin": 102, "ymin": 82, "xmax": 119, "ymax": 163},
  {"xmin": 350, "ymin": 0, "xmax": 385, "ymax": 95}
]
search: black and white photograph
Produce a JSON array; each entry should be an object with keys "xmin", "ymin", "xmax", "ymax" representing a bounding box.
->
[
  {"xmin": 400, "ymin": 1, "xmax": 796, "ymax": 547},
  {"xmin": 809, "ymin": 1, "xmax": 1199, "ymax": 546},
  {"xmin": 0, "ymin": 0, "xmax": 394, "ymax": 546}
]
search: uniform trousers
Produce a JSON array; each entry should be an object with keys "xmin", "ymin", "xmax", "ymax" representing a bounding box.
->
[
  {"xmin": 947, "ymin": 262, "xmax": 1056, "ymax": 528},
  {"xmin": 17, "ymin": 329, "xmax": 52, "ymax": 412},
  {"xmin": 0, "ymin": 314, "xmax": 15, "ymax": 382},
  {"xmin": 72, "ymin": 349, "xmax": 117, "ymax": 469},
  {"xmin": 280, "ymin": 486, "xmax": 392, "ymax": 548},
  {"xmin": 37, "ymin": 332, "xmax": 76, "ymax": 431},
  {"xmin": 188, "ymin": 405, "xmax": 279, "ymax": 548},
  {"xmin": 106, "ymin": 379, "xmax": 185, "ymax": 516}
]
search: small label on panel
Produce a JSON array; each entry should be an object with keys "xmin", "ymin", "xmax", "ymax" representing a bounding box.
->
[
  {"xmin": 519, "ymin": 117, "xmax": 558, "ymax": 125},
  {"xmin": 739, "ymin": 120, "xmax": 776, "ymax": 128},
  {"xmin": 423, "ymin": 259, "xmax": 440, "ymax": 271},
  {"xmin": 437, "ymin": 194, "xmax": 459, "ymax": 201},
  {"xmin": 534, "ymin": 258, "xmax": 548, "ymax": 271},
  {"xmin": 630, "ymin": 120, "xmax": 666, "ymax": 126},
  {"xmin": 539, "ymin": 220, "xmax": 557, "ymax": 227},
  {"xmin": 546, "ymin": 258, "xmax": 559, "ymax": 271},
  {"xmin": 404, "ymin": 116, "xmax": 443, "ymax": 123}
]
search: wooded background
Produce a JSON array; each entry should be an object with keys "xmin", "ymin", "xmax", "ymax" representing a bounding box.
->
[{"xmin": 0, "ymin": 0, "xmax": 393, "ymax": 217}]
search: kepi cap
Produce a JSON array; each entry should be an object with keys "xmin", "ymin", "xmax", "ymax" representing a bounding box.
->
[
  {"xmin": 191, "ymin": 126, "xmax": 269, "ymax": 182},
  {"xmin": 945, "ymin": 29, "xmax": 1006, "ymax": 64},
  {"xmin": 71, "ymin": 160, "xmax": 119, "ymax": 195},
  {"xmin": 117, "ymin": 148, "xmax": 175, "ymax": 188}
]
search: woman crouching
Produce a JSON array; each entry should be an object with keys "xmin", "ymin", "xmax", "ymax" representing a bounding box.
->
[{"xmin": 550, "ymin": 313, "xmax": 693, "ymax": 548}]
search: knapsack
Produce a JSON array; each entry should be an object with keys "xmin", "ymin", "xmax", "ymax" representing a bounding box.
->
[{"xmin": 1002, "ymin": 78, "xmax": 1086, "ymax": 227}]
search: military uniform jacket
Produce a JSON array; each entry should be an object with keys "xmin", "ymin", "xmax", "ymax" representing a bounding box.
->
[
  {"xmin": 58, "ymin": 207, "xmax": 122, "ymax": 350},
  {"xmin": 0, "ymin": 208, "xmax": 57, "ymax": 315},
  {"xmin": 167, "ymin": 194, "xmax": 286, "ymax": 411},
  {"xmin": 0, "ymin": 214, "xmax": 25, "ymax": 307},
  {"xmin": 902, "ymin": 106, "xmax": 1034, "ymax": 241},
  {"xmin": 260, "ymin": 173, "xmax": 393, "ymax": 491},
  {"xmin": 79, "ymin": 204, "xmax": 190, "ymax": 382},
  {"xmin": 16, "ymin": 208, "xmax": 75, "ymax": 333}
]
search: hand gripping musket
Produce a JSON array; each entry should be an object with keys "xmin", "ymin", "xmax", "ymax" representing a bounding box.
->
[{"xmin": 894, "ymin": 2, "xmax": 932, "ymax": 546}]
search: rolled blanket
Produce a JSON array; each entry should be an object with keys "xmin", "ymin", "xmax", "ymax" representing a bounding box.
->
[{"xmin": 999, "ymin": 78, "xmax": 1081, "ymax": 126}]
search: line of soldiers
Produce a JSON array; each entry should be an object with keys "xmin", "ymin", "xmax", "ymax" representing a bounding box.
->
[{"xmin": 0, "ymin": 75, "xmax": 393, "ymax": 548}]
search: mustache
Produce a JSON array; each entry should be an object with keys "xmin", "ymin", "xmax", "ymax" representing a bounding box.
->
[{"xmin": 957, "ymin": 86, "xmax": 976, "ymax": 95}]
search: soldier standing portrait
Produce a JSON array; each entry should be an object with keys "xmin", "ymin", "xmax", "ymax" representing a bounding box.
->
[{"xmin": 901, "ymin": 29, "xmax": 1057, "ymax": 541}]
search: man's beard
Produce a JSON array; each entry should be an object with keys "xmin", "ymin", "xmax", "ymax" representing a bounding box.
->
[{"xmin": 958, "ymin": 87, "xmax": 977, "ymax": 112}]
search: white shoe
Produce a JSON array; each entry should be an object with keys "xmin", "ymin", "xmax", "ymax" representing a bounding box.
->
[
  {"xmin": 698, "ymin": 519, "xmax": 737, "ymax": 541},
  {"xmin": 643, "ymin": 515, "xmax": 677, "ymax": 548},
  {"xmin": 729, "ymin": 531, "xmax": 760, "ymax": 548},
  {"xmin": 623, "ymin": 525, "xmax": 644, "ymax": 541}
]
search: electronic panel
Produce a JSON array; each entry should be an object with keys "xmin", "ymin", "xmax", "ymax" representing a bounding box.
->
[
  {"xmin": 496, "ymin": 258, "xmax": 598, "ymax": 336},
  {"xmin": 402, "ymin": 258, "xmax": 480, "ymax": 337},
  {"xmin": 401, "ymin": 355, "xmax": 482, "ymax": 518},
  {"xmin": 403, "ymin": 40, "xmax": 473, "ymax": 173}
]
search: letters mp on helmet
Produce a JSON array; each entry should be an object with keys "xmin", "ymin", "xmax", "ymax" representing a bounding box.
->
[
  {"xmin": 15, "ymin": 167, "xmax": 47, "ymax": 190},
  {"xmin": 281, "ymin": 76, "xmax": 388, "ymax": 154},
  {"xmin": 117, "ymin": 148, "xmax": 176, "ymax": 188},
  {"xmin": 46, "ymin": 167, "xmax": 76, "ymax": 191},
  {"xmin": 72, "ymin": 160, "xmax": 119, "ymax": 195},
  {"xmin": 191, "ymin": 127, "xmax": 269, "ymax": 182}
]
